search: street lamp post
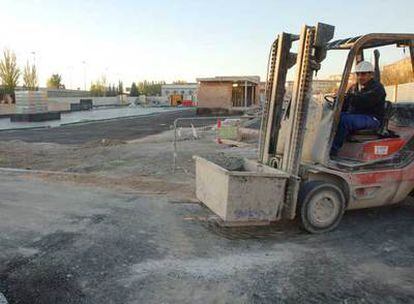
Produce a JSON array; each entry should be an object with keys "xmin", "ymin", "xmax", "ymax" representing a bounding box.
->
[
  {"xmin": 68, "ymin": 66, "xmax": 73, "ymax": 90},
  {"xmin": 31, "ymin": 51, "xmax": 36, "ymax": 66},
  {"xmin": 82, "ymin": 61, "xmax": 87, "ymax": 91}
]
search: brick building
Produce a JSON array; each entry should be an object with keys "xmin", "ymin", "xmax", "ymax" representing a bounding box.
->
[
  {"xmin": 382, "ymin": 57, "xmax": 413, "ymax": 85},
  {"xmin": 286, "ymin": 79, "xmax": 340, "ymax": 95}
]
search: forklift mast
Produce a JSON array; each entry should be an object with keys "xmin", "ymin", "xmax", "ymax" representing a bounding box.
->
[{"xmin": 259, "ymin": 23, "xmax": 335, "ymax": 218}]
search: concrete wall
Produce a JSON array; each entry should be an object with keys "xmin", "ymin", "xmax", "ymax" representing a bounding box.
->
[
  {"xmin": 197, "ymin": 82, "xmax": 233, "ymax": 109},
  {"xmin": 43, "ymin": 89, "xmax": 91, "ymax": 98},
  {"xmin": 145, "ymin": 96, "xmax": 169, "ymax": 104},
  {"xmin": 46, "ymin": 96, "xmax": 122, "ymax": 112},
  {"xmin": 19, "ymin": 96, "xmax": 128, "ymax": 113}
]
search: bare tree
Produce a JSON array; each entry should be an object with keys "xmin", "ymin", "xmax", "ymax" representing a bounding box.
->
[{"xmin": 23, "ymin": 61, "xmax": 38, "ymax": 90}]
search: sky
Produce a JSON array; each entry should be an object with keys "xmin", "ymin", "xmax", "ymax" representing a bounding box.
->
[{"xmin": 0, "ymin": 0, "xmax": 413, "ymax": 89}]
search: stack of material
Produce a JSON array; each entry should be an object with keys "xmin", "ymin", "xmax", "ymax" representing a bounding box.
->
[
  {"xmin": 15, "ymin": 91, "xmax": 48, "ymax": 114},
  {"xmin": 11, "ymin": 90, "xmax": 61, "ymax": 122}
]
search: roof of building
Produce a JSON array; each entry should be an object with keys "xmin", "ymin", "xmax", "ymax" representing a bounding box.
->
[
  {"xmin": 196, "ymin": 76, "xmax": 260, "ymax": 84},
  {"xmin": 161, "ymin": 83, "xmax": 198, "ymax": 89}
]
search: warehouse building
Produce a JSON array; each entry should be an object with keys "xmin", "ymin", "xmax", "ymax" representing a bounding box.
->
[{"xmin": 161, "ymin": 83, "xmax": 198, "ymax": 106}]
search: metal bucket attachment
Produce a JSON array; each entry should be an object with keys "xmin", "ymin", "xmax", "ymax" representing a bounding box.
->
[{"xmin": 194, "ymin": 155, "xmax": 289, "ymax": 226}]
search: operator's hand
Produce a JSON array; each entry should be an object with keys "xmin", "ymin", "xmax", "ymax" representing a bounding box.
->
[{"xmin": 346, "ymin": 81, "xmax": 356, "ymax": 92}]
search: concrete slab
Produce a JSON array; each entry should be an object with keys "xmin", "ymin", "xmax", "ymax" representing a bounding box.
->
[{"xmin": 0, "ymin": 109, "xmax": 196, "ymax": 144}]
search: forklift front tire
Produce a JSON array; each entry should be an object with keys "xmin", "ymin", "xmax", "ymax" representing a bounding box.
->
[{"xmin": 298, "ymin": 181, "xmax": 346, "ymax": 234}]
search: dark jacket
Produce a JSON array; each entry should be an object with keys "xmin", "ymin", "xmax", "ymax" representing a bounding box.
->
[{"xmin": 343, "ymin": 79, "xmax": 386, "ymax": 121}]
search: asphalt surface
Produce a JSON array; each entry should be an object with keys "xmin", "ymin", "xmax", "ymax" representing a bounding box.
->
[
  {"xmin": 0, "ymin": 109, "xmax": 197, "ymax": 144},
  {"xmin": 0, "ymin": 171, "xmax": 413, "ymax": 304}
]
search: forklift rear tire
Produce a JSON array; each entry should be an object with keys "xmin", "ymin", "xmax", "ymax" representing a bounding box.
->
[{"xmin": 298, "ymin": 181, "xmax": 346, "ymax": 234}]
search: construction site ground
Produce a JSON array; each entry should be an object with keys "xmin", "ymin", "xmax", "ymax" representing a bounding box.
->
[{"xmin": 0, "ymin": 110, "xmax": 413, "ymax": 303}]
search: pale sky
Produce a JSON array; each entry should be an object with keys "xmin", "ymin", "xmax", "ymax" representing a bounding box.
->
[{"xmin": 0, "ymin": 0, "xmax": 413, "ymax": 89}]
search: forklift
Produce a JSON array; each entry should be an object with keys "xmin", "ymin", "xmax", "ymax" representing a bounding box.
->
[{"xmin": 259, "ymin": 23, "xmax": 414, "ymax": 233}]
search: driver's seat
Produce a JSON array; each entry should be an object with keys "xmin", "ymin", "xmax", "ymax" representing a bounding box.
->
[{"xmin": 349, "ymin": 101, "xmax": 397, "ymax": 140}]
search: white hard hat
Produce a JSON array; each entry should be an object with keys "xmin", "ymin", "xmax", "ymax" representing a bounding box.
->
[{"xmin": 354, "ymin": 61, "xmax": 374, "ymax": 73}]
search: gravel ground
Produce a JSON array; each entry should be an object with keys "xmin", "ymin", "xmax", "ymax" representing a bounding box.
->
[{"xmin": 0, "ymin": 121, "xmax": 257, "ymax": 188}]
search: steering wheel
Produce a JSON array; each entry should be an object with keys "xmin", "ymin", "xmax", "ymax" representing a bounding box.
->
[{"xmin": 324, "ymin": 95, "xmax": 336, "ymax": 108}]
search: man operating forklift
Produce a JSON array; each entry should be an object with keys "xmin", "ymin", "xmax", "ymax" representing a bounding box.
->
[{"xmin": 330, "ymin": 61, "xmax": 386, "ymax": 156}]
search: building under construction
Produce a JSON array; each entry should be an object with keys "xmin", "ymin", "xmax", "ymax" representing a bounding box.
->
[{"xmin": 196, "ymin": 76, "xmax": 260, "ymax": 113}]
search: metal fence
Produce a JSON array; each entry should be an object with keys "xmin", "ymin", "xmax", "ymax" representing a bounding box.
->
[{"xmin": 172, "ymin": 116, "xmax": 247, "ymax": 173}]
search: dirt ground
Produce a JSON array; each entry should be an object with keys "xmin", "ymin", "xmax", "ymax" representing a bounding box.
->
[
  {"xmin": 0, "ymin": 112, "xmax": 413, "ymax": 303},
  {"xmin": 0, "ymin": 115, "xmax": 257, "ymax": 199},
  {"xmin": 0, "ymin": 127, "xmax": 254, "ymax": 200}
]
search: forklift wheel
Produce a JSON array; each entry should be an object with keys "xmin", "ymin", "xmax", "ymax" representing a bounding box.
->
[{"xmin": 298, "ymin": 181, "xmax": 346, "ymax": 234}]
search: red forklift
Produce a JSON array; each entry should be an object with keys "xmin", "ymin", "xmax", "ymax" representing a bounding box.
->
[{"xmin": 259, "ymin": 23, "xmax": 414, "ymax": 233}]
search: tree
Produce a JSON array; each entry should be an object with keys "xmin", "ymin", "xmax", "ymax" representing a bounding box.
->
[
  {"xmin": 47, "ymin": 74, "xmax": 63, "ymax": 89},
  {"xmin": 130, "ymin": 82, "xmax": 139, "ymax": 96},
  {"xmin": 173, "ymin": 80, "xmax": 187, "ymax": 84},
  {"xmin": 105, "ymin": 84, "xmax": 111, "ymax": 97},
  {"xmin": 23, "ymin": 61, "xmax": 38, "ymax": 90},
  {"xmin": 118, "ymin": 80, "xmax": 123, "ymax": 95},
  {"xmin": 0, "ymin": 48, "xmax": 20, "ymax": 93},
  {"xmin": 137, "ymin": 80, "xmax": 165, "ymax": 96},
  {"xmin": 107, "ymin": 84, "xmax": 116, "ymax": 96}
]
